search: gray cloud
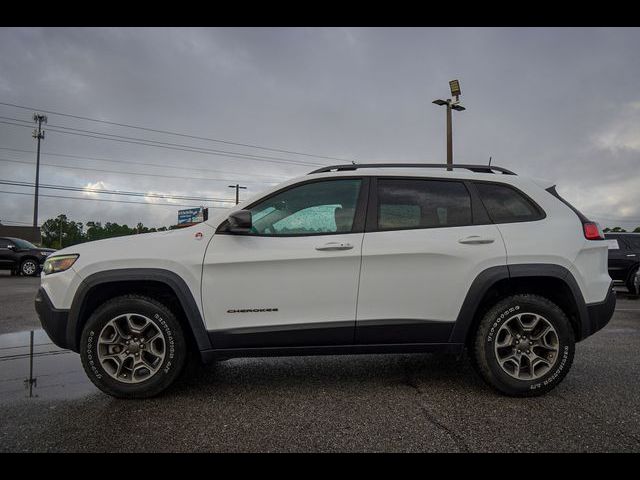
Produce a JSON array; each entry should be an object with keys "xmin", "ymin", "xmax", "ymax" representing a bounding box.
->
[{"xmin": 0, "ymin": 27, "xmax": 639, "ymax": 229}]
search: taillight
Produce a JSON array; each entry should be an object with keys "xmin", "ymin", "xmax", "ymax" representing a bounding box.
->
[{"xmin": 583, "ymin": 222, "xmax": 604, "ymax": 240}]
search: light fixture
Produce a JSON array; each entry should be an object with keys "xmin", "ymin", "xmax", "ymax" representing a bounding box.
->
[{"xmin": 449, "ymin": 79, "xmax": 461, "ymax": 98}]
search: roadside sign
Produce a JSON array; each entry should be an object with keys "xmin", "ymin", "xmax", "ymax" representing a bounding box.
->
[{"xmin": 178, "ymin": 207, "xmax": 204, "ymax": 225}]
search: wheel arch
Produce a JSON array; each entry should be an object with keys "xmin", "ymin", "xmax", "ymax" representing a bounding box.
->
[
  {"xmin": 450, "ymin": 264, "xmax": 590, "ymax": 346},
  {"xmin": 66, "ymin": 269, "xmax": 212, "ymax": 354}
]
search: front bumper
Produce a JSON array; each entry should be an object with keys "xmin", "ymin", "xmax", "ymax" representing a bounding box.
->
[
  {"xmin": 35, "ymin": 287, "xmax": 72, "ymax": 350},
  {"xmin": 584, "ymin": 282, "xmax": 616, "ymax": 338}
]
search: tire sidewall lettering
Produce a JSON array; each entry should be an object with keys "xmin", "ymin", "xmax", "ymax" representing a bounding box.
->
[{"xmin": 486, "ymin": 305, "xmax": 520, "ymax": 344}]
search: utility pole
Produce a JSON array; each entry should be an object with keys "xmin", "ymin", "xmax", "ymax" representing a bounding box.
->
[
  {"xmin": 433, "ymin": 80, "xmax": 465, "ymax": 171},
  {"xmin": 228, "ymin": 184, "xmax": 247, "ymax": 205},
  {"xmin": 32, "ymin": 113, "xmax": 47, "ymax": 227}
]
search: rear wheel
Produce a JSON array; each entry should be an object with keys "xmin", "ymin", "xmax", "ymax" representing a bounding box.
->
[
  {"xmin": 80, "ymin": 295, "xmax": 187, "ymax": 399},
  {"xmin": 472, "ymin": 294, "xmax": 575, "ymax": 397}
]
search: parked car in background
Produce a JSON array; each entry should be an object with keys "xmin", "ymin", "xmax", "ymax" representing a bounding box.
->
[
  {"xmin": 605, "ymin": 233, "xmax": 640, "ymax": 294},
  {"xmin": 0, "ymin": 237, "xmax": 56, "ymax": 276}
]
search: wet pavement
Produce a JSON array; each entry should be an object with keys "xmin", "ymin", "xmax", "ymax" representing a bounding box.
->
[
  {"xmin": 1, "ymin": 276, "xmax": 639, "ymax": 452},
  {"xmin": 0, "ymin": 272, "xmax": 41, "ymax": 335}
]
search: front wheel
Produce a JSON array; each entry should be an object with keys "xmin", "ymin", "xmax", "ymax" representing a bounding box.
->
[
  {"xmin": 80, "ymin": 295, "xmax": 187, "ymax": 399},
  {"xmin": 472, "ymin": 294, "xmax": 575, "ymax": 397},
  {"xmin": 20, "ymin": 258, "xmax": 39, "ymax": 276}
]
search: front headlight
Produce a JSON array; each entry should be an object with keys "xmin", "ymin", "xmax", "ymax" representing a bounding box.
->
[{"xmin": 43, "ymin": 254, "xmax": 79, "ymax": 275}]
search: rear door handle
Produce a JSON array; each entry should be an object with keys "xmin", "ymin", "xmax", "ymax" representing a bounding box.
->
[
  {"xmin": 627, "ymin": 254, "xmax": 637, "ymax": 257},
  {"xmin": 316, "ymin": 242, "xmax": 354, "ymax": 251},
  {"xmin": 458, "ymin": 235, "xmax": 495, "ymax": 245}
]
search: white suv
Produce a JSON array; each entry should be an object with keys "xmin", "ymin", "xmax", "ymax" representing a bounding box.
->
[{"xmin": 35, "ymin": 164, "xmax": 616, "ymax": 398}]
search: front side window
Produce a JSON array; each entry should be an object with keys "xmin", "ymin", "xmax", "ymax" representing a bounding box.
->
[
  {"xmin": 377, "ymin": 179, "xmax": 472, "ymax": 231},
  {"xmin": 11, "ymin": 238, "xmax": 36, "ymax": 249},
  {"xmin": 475, "ymin": 182, "xmax": 543, "ymax": 224},
  {"xmin": 248, "ymin": 179, "xmax": 362, "ymax": 236}
]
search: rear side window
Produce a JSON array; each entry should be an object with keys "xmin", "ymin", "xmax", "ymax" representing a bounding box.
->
[
  {"xmin": 475, "ymin": 183, "xmax": 543, "ymax": 224},
  {"xmin": 377, "ymin": 179, "xmax": 472, "ymax": 231}
]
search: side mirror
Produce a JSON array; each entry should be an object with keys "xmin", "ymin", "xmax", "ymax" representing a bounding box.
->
[{"xmin": 227, "ymin": 209, "xmax": 252, "ymax": 233}]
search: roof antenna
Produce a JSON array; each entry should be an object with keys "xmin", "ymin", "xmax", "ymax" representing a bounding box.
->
[
  {"xmin": 352, "ymin": 160, "xmax": 357, "ymax": 165},
  {"xmin": 488, "ymin": 156, "xmax": 492, "ymax": 166}
]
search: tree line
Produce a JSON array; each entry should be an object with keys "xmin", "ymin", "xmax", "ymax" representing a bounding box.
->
[{"xmin": 40, "ymin": 214, "xmax": 182, "ymax": 249}]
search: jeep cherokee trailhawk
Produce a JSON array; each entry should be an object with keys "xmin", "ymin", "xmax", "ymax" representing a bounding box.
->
[{"xmin": 35, "ymin": 164, "xmax": 616, "ymax": 398}]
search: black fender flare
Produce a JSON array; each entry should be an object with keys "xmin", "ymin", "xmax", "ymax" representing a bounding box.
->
[
  {"xmin": 449, "ymin": 263, "xmax": 589, "ymax": 343},
  {"xmin": 66, "ymin": 268, "xmax": 212, "ymax": 353}
]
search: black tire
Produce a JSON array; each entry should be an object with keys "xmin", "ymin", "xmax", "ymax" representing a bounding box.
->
[
  {"xmin": 626, "ymin": 266, "xmax": 639, "ymax": 295},
  {"xmin": 80, "ymin": 295, "xmax": 188, "ymax": 399},
  {"xmin": 20, "ymin": 258, "xmax": 39, "ymax": 276},
  {"xmin": 471, "ymin": 294, "xmax": 575, "ymax": 397}
]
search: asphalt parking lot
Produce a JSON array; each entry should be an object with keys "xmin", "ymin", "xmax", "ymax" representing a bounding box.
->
[{"xmin": 1, "ymin": 271, "xmax": 639, "ymax": 452}]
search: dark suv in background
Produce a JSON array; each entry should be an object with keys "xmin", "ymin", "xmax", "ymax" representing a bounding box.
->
[
  {"xmin": 0, "ymin": 237, "xmax": 55, "ymax": 276},
  {"xmin": 605, "ymin": 233, "xmax": 640, "ymax": 295}
]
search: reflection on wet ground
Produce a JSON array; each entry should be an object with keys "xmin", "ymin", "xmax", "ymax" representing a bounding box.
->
[{"xmin": 0, "ymin": 329, "xmax": 98, "ymax": 401}]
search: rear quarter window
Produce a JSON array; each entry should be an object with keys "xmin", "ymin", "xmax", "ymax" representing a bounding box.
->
[{"xmin": 475, "ymin": 182, "xmax": 544, "ymax": 224}]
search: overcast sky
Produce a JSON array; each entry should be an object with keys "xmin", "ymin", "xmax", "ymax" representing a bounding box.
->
[{"xmin": 0, "ymin": 27, "xmax": 639, "ymax": 229}]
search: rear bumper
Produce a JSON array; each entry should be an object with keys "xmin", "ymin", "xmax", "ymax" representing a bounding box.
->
[
  {"xmin": 583, "ymin": 283, "xmax": 616, "ymax": 338},
  {"xmin": 35, "ymin": 287, "xmax": 73, "ymax": 350}
]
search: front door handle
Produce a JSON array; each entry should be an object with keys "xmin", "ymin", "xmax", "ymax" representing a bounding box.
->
[
  {"xmin": 458, "ymin": 235, "xmax": 495, "ymax": 245},
  {"xmin": 627, "ymin": 254, "xmax": 637, "ymax": 257},
  {"xmin": 316, "ymin": 242, "xmax": 354, "ymax": 251}
]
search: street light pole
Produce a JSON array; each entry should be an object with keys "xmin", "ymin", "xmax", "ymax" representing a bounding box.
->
[
  {"xmin": 433, "ymin": 80, "xmax": 465, "ymax": 171},
  {"xmin": 228, "ymin": 184, "xmax": 247, "ymax": 205},
  {"xmin": 446, "ymin": 100, "xmax": 453, "ymax": 169},
  {"xmin": 32, "ymin": 113, "xmax": 47, "ymax": 227}
]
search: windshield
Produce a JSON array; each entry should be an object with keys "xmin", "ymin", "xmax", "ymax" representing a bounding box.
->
[{"xmin": 11, "ymin": 238, "xmax": 37, "ymax": 249}]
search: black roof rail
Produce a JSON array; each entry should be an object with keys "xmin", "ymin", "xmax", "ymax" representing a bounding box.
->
[{"xmin": 308, "ymin": 163, "xmax": 517, "ymax": 175}]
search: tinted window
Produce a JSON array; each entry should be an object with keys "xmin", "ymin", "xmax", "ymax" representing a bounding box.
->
[
  {"xmin": 377, "ymin": 179, "xmax": 472, "ymax": 230},
  {"xmin": 0, "ymin": 238, "xmax": 12, "ymax": 249},
  {"xmin": 605, "ymin": 235, "xmax": 628, "ymax": 250},
  {"xmin": 248, "ymin": 179, "xmax": 362, "ymax": 236},
  {"xmin": 626, "ymin": 237, "xmax": 640, "ymax": 250},
  {"xmin": 476, "ymin": 183, "xmax": 542, "ymax": 224},
  {"xmin": 11, "ymin": 238, "xmax": 36, "ymax": 249}
]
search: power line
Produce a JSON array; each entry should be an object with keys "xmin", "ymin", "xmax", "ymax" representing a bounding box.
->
[
  {"xmin": 0, "ymin": 101, "xmax": 353, "ymax": 163},
  {"xmin": 0, "ymin": 146, "xmax": 288, "ymax": 180},
  {"xmin": 0, "ymin": 179, "xmax": 236, "ymax": 203},
  {"xmin": 0, "ymin": 118, "xmax": 323, "ymax": 167},
  {"xmin": 0, "ymin": 158, "xmax": 279, "ymax": 185},
  {"xmin": 0, "ymin": 189, "xmax": 230, "ymax": 209},
  {"xmin": 45, "ymin": 127, "xmax": 324, "ymax": 167}
]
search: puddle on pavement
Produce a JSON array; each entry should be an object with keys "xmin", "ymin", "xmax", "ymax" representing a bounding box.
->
[{"xmin": 0, "ymin": 329, "xmax": 98, "ymax": 402}]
